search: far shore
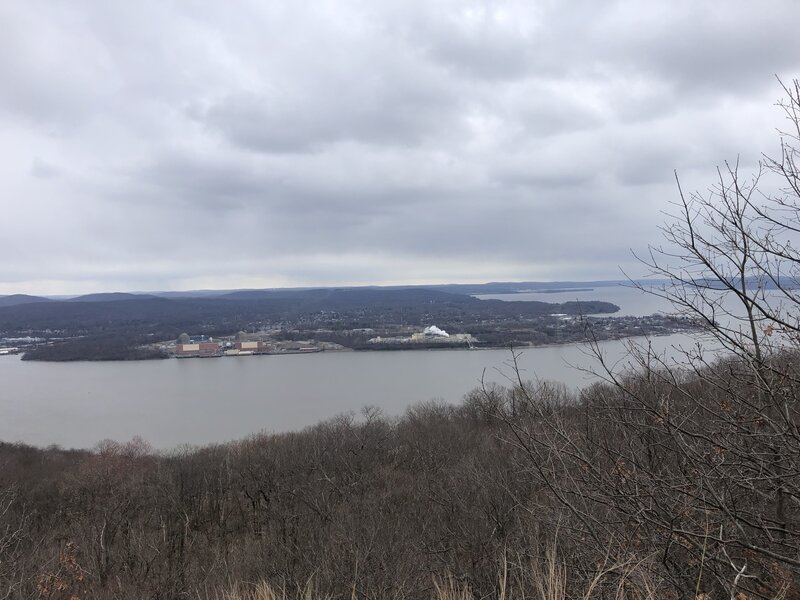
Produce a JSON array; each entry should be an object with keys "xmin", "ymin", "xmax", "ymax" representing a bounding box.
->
[{"xmin": 13, "ymin": 329, "xmax": 698, "ymax": 363}]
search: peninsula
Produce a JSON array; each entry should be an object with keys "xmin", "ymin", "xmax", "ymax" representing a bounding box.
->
[{"xmin": 0, "ymin": 283, "xmax": 696, "ymax": 361}]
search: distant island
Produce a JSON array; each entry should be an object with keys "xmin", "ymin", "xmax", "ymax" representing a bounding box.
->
[{"xmin": 0, "ymin": 283, "xmax": 698, "ymax": 362}]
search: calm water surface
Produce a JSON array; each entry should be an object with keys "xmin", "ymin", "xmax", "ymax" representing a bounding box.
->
[
  {"xmin": 0, "ymin": 286, "xmax": 696, "ymax": 450},
  {"xmin": 475, "ymin": 284, "xmax": 673, "ymax": 316}
]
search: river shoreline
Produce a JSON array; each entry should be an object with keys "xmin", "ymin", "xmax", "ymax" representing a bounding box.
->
[{"xmin": 12, "ymin": 326, "xmax": 699, "ymax": 363}]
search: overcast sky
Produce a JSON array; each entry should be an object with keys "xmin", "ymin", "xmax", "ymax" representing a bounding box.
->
[{"xmin": 2, "ymin": 1, "xmax": 800, "ymax": 295}]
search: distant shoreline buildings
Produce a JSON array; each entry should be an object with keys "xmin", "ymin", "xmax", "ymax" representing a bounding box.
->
[
  {"xmin": 174, "ymin": 332, "xmax": 270, "ymax": 358},
  {"xmin": 368, "ymin": 325, "xmax": 475, "ymax": 347}
]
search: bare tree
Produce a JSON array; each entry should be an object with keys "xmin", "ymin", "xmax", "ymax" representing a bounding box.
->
[
  {"xmin": 629, "ymin": 78, "xmax": 800, "ymax": 581},
  {"xmin": 481, "ymin": 80, "xmax": 800, "ymax": 598},
  {"xmin": 0, "ymin": 486, "xmax": 24, "ymax": 600}
]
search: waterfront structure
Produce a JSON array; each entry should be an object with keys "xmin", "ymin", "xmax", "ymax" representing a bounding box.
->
[
  {"xmin": 227, "ymin": 340, "xmax": 269, "ymax": 355},
  {"xmin": 175, "ymin": 337, "xmax": 221, "ymax": 357}
]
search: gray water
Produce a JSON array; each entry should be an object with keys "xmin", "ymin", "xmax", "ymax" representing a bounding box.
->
[
  {"xmin": 0, "ymin": 285, "xmax": 694, "ymax": 450},
  {"xmin": 475, "ymin": 284, "xmax": 673, "ymax": 316}
]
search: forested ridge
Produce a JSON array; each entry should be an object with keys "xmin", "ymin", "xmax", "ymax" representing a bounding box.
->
[{"xmin": 0, "ymin": 289, "xmax": 617, "ymax": 338}]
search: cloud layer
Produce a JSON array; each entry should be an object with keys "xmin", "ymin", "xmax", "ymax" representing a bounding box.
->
[{"xmin": 2, "ymin": 0, "xmax": 800, "ymax": 294}]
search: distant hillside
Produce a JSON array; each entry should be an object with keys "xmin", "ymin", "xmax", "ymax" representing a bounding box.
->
[
  {"xmin": 2, "ymin": 285, "xmax": 624, "ymax": 361},
  {"xmin": 0, "ymin": 287, "xmax": 619, "ymax": 340},
  {"xmin": 427, "ymin": 281, "xmax": 633, "ymax": 295},
  {"xmin": 155, "ymin": 282, "xmax": 632, "ymax": 299},
  {"xmin": 217, "ymin": 287, "xmax": 481, "ymax": 308},
  {"xmin": 67, "ymin": 292, "xmax": 159, "ymax": 302},
  {"xmin": 0, "ymin": 294, "xmax": 51, "ymax": 307}
]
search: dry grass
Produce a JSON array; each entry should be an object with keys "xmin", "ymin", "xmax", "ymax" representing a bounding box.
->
[
  {"xmin": 204, "ymin": 580, "xmax": 332, "ymax": 600},
  {"xmin": 205, "ymin": 550, "xmax": 671, "ymax": 600},
  {"xmin": 205, "ymin": 548, "xmax": 792, "ymax": 600}
]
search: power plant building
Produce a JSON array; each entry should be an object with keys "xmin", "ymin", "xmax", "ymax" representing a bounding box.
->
[{"xmin": 175, "ymin": 342, "xmax": 221, "ymax": 357}]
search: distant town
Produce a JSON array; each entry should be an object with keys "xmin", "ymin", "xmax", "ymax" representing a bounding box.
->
[
  {"xmin": 0, "ymin": 282, "xmax": 700, "ymax": 361},
  {"xmin": 171, "ymin": 332, "xmax": 322, "ymax": 358},
  {"xmin": 159, "ymin": 314, "xmax": 696, "ymax": 358}
]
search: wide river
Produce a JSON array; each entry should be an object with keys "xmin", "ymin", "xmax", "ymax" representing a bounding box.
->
[{"xmin": 1, "ymin": 286, "xmax": 696, "ymax": 450}]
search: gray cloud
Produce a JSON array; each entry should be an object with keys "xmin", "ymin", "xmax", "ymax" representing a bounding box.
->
[
  {"xmin": 1, "ymin": 0, "xmax": 799, "ymax": 294},
  {"xmin": 30, "ymin": 157, "xmax": 60, "ymax": 180}
]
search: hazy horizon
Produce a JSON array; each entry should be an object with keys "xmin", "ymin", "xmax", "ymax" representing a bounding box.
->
[{"xmin": 1, "ymin": 278, "xmax": 639, "ymax": 299}]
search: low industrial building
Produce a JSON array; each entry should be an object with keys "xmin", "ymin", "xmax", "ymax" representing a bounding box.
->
[
  {"xmin": 225, "ymin": 340, "xmax": 269, "ymax": 355},
  {"xmin": 175, "ymin": 334, "xmax": 222, "ymax": 357}
]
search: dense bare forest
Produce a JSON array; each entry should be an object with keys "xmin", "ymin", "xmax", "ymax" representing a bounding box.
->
[{"xmin": 3, "ymin": 82, "xmax": 800, "ymax": 599}]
